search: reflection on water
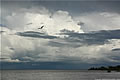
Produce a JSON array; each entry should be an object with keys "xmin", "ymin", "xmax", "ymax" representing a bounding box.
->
[{"xmin": 1, "ymin": 70, "xmax": 120, "ymax": 80}]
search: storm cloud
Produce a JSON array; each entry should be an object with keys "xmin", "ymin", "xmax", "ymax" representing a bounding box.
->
[
  {"xmin": 1, "ymin": 1, "xmax": 120, "ymax": 67},
  {"xmin": 59, "ymin": 29, "xmax": 120, "ymax": 45}
]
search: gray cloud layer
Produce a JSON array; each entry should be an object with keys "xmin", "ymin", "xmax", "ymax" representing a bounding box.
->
[
  {"xmin": 17, "ymin": 31, "xmax": 57, "ymax": 39},
  {"xmin": 58, "ymin": 29, "xmax": 120, "ymax": 46},
  {"xmin": 1, "ymin": 25, "xmax": 120, "ymax": 64},
  {"xmin": 112, "ymin": 48, "xmax": 120, "ymax": 51},
  {"xmin": 16, "ymin": 29, "xmax": 120, "ymax": 47}
]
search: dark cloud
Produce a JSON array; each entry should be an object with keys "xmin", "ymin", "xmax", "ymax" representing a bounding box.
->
[
  {"xmin": 60, "ymin": 29, "xmax": 120, "ymax": 46},
  {"xmin": 1, "ymin": 0, "xmax": 120, "ymax": 1},
  {"xmin": 0, "ymin": 58, "xmax": 9, "ymax": 60},
  {"xmin": 16, "ymin": 31, "xmax": 57, "ymax": 39},
  {"xmin": 48, "ymin": 41, "xmax": 82, "ymax": 48},
  {"xmin": 1, "ymin": 0, "xmax": 120, "ymax": 69},
  {"xmin": 1, "ymin": 61, "xmax": 120, "ymax": 70},
  {"xmin": 0, "ymin": 24, "xmax": 6, "ymax": 27},
  {"xmin": 2, "ymin": 1, "xmax": 120, "ymax": 16},
  {"xmin": 0, "ymin": 24, "xmax": 6, "ymax": 33},
  {"xmin": 46, "ymin": 29, "xmax": 120, "ymax": 48},
  {"xmin": 48, "ymin": 41, "xmax": 66, "ymax": 47},
  {"xmin": 26, "ymin": 23, "xmax": 32, "ymax": 25},
  {"xmin": 0, "ymin": 62, "xmax": 94, "ymax": 70},
  {"xmin": 9, "ymin": 47, "xmax": 15, "ymax": 50},
  {"xmin": 0, "ymin": 31, "xmax": 5, "ymax": 33},
  {"xmin": 112, "ymin": 48, "xmax": 120, "ymax": 51}
]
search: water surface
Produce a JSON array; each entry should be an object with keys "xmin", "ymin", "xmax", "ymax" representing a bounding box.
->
[{"xmin": 1, "ymin": 70, "xmax": 120, "ymax": 80}]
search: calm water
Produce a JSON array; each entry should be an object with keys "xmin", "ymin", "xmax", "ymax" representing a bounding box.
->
[{"xmin": 0, "ymin": 70, "xmax": 120, "ymax": 80}]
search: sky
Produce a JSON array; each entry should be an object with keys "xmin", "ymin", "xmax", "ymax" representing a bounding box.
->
[{"xmin": 0, "ymin": 0, "xmax": 120, "ymax": 69}]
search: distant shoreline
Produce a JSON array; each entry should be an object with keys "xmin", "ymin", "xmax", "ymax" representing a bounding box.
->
[{"xmin": 88, "ymin": 65, "xmax": 120, "ymax": 72}]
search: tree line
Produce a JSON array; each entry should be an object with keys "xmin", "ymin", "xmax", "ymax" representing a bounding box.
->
[{"xmin": 88, "ymin": 65, "xmax": 120, "ymax": 72}]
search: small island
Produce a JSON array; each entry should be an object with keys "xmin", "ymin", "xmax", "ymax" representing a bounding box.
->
[{"xmin": 88, "ymin": 65, "xmax": 120, "ymax": 72}]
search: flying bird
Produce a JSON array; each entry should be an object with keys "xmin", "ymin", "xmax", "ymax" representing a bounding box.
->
[{"xmin": 38, "ymin": 26, "xmax": 44, "ymax": 29}]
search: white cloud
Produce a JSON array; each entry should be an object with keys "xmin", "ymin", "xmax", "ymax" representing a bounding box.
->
[
  {"xmin": 1, "ymin": 26, "xmax": 120, "ymax": 63},
  {"xmin": 1, "ymin": 6, "xmax": 120, "ymax": 63},
  {"xmin": 3, "ymin": 6, "xmax": 83, "ymax": 36},
  {"xmin": 74, "ymin": 12, "xmax": 120, "ymax": 32}
]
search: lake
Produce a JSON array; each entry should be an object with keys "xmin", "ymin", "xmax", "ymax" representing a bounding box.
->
[{"xmin": 1, "ymin": 70, "xmax": 120, "ymax": 80}]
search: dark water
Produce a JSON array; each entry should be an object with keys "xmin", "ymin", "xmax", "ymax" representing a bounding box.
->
[{"xmin": 1, "ymin": 70, "xmax": 120, "ymax": 80}]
